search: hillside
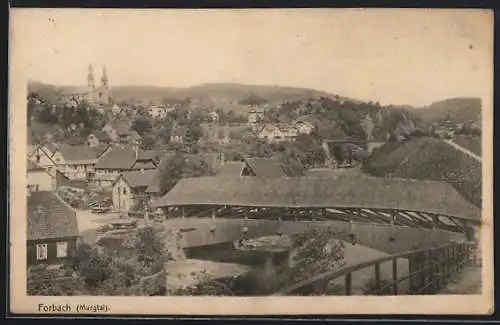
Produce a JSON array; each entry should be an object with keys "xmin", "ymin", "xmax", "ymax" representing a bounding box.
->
[
  {"xmin": 416, "ymin": 97, "xmax": 481, "ymax": 124},
  {"xmin": 28, "ymin": 81, "xmax": 341, "ymax": 108},
  {"xmin": 363, "ymin": 137, "xmax": 482, "ymax": 207}
]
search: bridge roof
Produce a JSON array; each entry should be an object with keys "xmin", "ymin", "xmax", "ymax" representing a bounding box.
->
[{"xmin": 152, "ymin": 175, "xmax": 481, "ymax": 221}]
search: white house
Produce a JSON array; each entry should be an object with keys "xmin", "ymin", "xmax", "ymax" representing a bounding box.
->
[
  {"xmin": 248, "ymin": 109, "xmax": 265, "ymax": 124},
  {"xmin": 293, "ymin": 116, "xmax": 319, "ymax": 135},
  {"xmin": 258, "ymin": 124, "xmax": 298, "ymax": 143},
  {"xmin": 209, "ymin": 110, "xmax": 220, "ymax": 122},
  {"xmin": 27, "ymin": 160, "xmax": 56, "ymax": 192},
  {"xmin": 148, "ymin": 105, "xmax": 167, "ymax": 119}
]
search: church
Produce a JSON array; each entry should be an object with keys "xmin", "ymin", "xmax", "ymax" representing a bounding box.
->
[{"xmin": 60, "ymin": 64, "xmax": 112, "ymax": 106}]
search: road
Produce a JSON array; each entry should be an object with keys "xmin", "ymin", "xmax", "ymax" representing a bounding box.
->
[{"xmin": 444, "ymin": 139, "xmax": 482, "ymax": 162}]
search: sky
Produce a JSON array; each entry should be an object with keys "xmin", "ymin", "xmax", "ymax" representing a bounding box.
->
[{"xmin": 11, "ymin": 9, "xmax": 492, "ymax": 107}]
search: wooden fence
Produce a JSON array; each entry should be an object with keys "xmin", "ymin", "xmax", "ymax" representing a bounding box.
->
[{"xmin": 273, "ymin": 241, "xmax": 478, "ymax": 296}]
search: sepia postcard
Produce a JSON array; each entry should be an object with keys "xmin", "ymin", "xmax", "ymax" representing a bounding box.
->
[{"xmin": 9, "ymin": 8, "xmax": 493, "ymax": 315}]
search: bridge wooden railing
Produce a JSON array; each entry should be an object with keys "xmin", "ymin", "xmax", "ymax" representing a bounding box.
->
[{"xmin": 273, "ymin": 241, "xmax": 478, "ymax": 296}]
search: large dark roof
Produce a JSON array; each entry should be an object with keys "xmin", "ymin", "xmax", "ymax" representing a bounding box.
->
[
  {"xmin": 27, "ymin": 160, "xmax": 44, "ymax": 171},
  {"xmin": 27, "ymin": 191, "xmax": 79, "ymax": 240},
  {"xmin": 90, "ymin": 130, "xmax": 112, "ymax": 142},
  {"xmin": 119, "ymin": 169, "xmax": 158, "ymax": 188},
  {"xmin": 95, "ymin": 146, "xmax": 137, "ymax": 169},
  {"xmin": 58, "ymin": 145, "xmax": 98, "ymax": 164},
  {"xmin": 244, "ymin": 157, "xmax": 286, "ymax": 177},
  {"xmin": 152, "ymin": 175, "xmax": 481, "ymax": 221},
  {"xmin": 216, "ymin": 161, "xmax": 245, "ymax": 176}
]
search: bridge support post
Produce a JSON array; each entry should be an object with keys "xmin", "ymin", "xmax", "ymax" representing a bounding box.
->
[
  {"xmin": 432, "ymin": 215, "xmax": 438, "ymax": 230},
  {"xmin": 244, "ymin": 207, "xmax": 249, "ymax": 220},
  {"xmin": 181, "ymin": 207, "xmax": 185, "ymax": 219},
  {"xmin": 212, "ymin": 207, "xmax": 216, "ymax": 220}
]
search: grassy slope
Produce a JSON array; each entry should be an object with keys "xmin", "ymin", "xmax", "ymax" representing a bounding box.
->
[
  {"xmin": 417, "ymin": 97, "xmax": 481, "ymax": 124},
  {"xmin": 363, "ymin": 137, "xmax": 482, "ymax": 208},
  {"xmin": 452, "ymin": 135, "xmax": 481, "ymax": 157}
]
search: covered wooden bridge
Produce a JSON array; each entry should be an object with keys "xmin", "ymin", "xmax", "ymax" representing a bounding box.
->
[{"xmin": 151, "ymin": 175, "xmax": 481, "ymax": 235}]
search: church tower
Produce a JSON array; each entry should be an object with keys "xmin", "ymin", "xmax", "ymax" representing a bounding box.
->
[
  {"xmin": 87, "ymin": 64, "xmax": 95, "ymax": 89},
  {"xmin": 97, "ymin": 65, "xmax": 111, "ymax": 104},
  {"xmin": 101, "ymin": 65, "xmax": 109, "ymax": 88}
]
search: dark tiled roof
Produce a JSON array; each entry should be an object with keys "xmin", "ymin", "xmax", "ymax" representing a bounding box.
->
[
  {"xmin": 27, "ymin": 191, "xmax": 79, "ymax": 240},
  {"xmin": 44, "ymin": 143, "xmax": 58, "ymax": 155},
  {"xmin": 132, "ymin": 161, "xmax": 157, "ymax": 170},
  {"xmin": 58, "ymin": 145, "xmax": 98, "ymax": 164},
  {"xmin": 119, "ymin": 169, "xmax": 158, "ymax": 188},
  {"xmin": 244, "ymin": 157, "xmax": 286, "ymax": 177},
  {"xmin": 171, "ymin": 126, "xmax": 187, "ymax": 137},
  {"xmin": 107, "ymin": 121, "xmax": 133, "ymax": 136},
  {"xmin": 152, "ymin": 175, "xmax": 481, "ymax": 221},
  {"xmin": 90, "ymin": 130, "xmax": 111, "ymax": 142},
  {"xmin": 95, "ymin": 146, "xmax": 137, "ymax": 170},
  {"xmin": 27, "ymin": 160, "xmax": 44, "ymax": 171},
  {"xmin": 93, "ymin": 144, "xmax": 111, "ymax": 158},
  {"xmin": 216, "ymin": 162, "xmax": 245, "ymax": 176}
]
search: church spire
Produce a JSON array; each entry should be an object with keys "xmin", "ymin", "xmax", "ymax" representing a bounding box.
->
[
  {"xmin": 101, "ymin": 65, "xmax": 108, "ymax": 87},
  {"xmin": 87, "ymin": 64, "xmax": 95, "ymax": 89}
]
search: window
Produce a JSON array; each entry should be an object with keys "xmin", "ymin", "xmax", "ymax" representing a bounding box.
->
[
  {"xmin": 123, "ymin": 188, "xmax": 127, "ymax": 195},
  {"xmin": 56, "ymin": 241, "xmax": 68, "ymax": 258},
  {"xmin": 36, "ymin": 243, "xmax": 48, "ymax": 260}
]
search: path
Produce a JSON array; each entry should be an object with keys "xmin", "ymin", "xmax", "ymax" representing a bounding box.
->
[
  {"xmin": 444, "ymin": 139, "xmax": 482, "ymax": 162},
  {"xmin": 439, "ymin": 265, "xmax": 482, "ymax": 295}
]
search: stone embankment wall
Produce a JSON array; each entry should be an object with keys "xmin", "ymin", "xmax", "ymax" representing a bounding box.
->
[{"xmin": 162, "ymin": 218, "xmax": 466, "ymax": 254}]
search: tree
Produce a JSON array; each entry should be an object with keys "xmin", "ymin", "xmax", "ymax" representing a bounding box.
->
[
  {"xmin": 131, "ymin": 117, "xmax": 153, "ymax": 136},
  {"xmin": 184, "ymin": 124, "xmax": 203, "ymax": 148},
  {"xmin": 158, "ymin": 151, "xmax": 186, "ymax": 195}
]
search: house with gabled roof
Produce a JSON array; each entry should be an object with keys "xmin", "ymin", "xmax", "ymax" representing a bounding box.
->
[
  {"xmin": 93, "ymin": 144, "xmax": 158, "ymax": 189},
  {"xmin": 170, "ymin": 126, "xmax": 187, "ymax": 145},
  {"xmin": 112, "ymin": 169, "xmax": 158, "ymax": 213},
  {"xmin": 241, "ymin": 157, "xmax": 287, "ymax": 177},
  {"xmin": 27, "ymin": 144, "xmax": 58, "ymax": 173},
  {"xmin": 257, "ymin": 123, "xmax": 298, "ymax": 143},
  {"xmin": 27, "ymin": 160, "xmax": 56, "ymax": 192},
  {"xmin": 103, "ymin": 120, "xmax": 142, "ymax": 144},
  {"xmin": 51, "ymin": 145, "xmax": 99, "ymax": 180},
  {"xmin": 87, "ymin": 130, "xmax": 112, "ymax": 148},
  {"xmin": 293, "ymin": 116, "xmax": 320, "ymax": 135},
  {"xmin": 27, "ymin": 190, "xmax": 79, "ymax": 266}
]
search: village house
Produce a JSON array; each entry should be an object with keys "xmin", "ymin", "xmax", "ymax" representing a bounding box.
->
[
  {"xmin": 93, "ymin": 144, "xmax": 159, "ymax": 189},
  {"xmin": 170, "ymin": 126, "xmax": 187, "ymax": 145},
  {"xmin": 87, "ymin": 131, "xmax": 112, "ymax": 148},
  {"xmin": 148, "ymin": 105, "xmax": 167, "ymax": 119},
  {"xmin": 248, "ymin": 108, "xmax": 265, "ymax": 124},
  {"xmin": 208, "ymin": 110, "xmax": 220, "ymax": 122},
  {"xmin": 27, "ymin": 160, "xmax": 56, "ymax": 192},
  {"xmin": 50, "ymin": 145, "xmax": 99, "ymax": 180},
  {"xmin": 112, "ymin": 169, "xmax": 159, "ymax": 213},
  {"xmin": 293, "ymin": 116, "xmax": 320, "ymax": 135},
  {"xmin": 111, "ymin": 104, "xmax": 123, "ymax": 115},
  {"xmin": 27, "ymin": 189, "xmax": 79, "ymax": 266},
  {"xmin": 27, "ymin": 144, "xmax": 57, "ymax": 172},
  {"xmin": 103, "ymin": 120, "xmax": 142, "ymax": 144},
  {"xmin": 257, "ymin": 123, "xmax": 298, "ymax": 143}
]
